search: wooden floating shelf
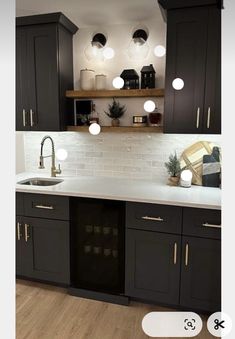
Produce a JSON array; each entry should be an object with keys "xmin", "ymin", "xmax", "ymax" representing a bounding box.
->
[
  {"xmin": 66, "ymin": 88, "xmax": 164, "ymax": 99},
  {"xmin": 67, "ymin": 126, "xmax": 163, "ymax": 133}
]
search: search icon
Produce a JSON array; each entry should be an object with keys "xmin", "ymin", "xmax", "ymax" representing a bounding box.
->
[{"xmin": 184, "ymin": 319, "xmax": 196, "ymax": 331}]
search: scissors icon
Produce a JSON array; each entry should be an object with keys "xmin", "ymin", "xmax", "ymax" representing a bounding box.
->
[{"xmin": 214, "ymin": 319, "xmax": 225, "ymax": 330}]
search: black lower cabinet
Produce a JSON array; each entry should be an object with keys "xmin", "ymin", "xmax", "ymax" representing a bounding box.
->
[
  {"xmin": 125, "ymin": 229, "xmax": 181, "ymax": 305},
  {"xmin": 16, "ymin": 216, "xmax": 33, "ymax": 277},
  {"xmin": 180, "ymin": 236, "xmax": 221, "ymax": 312},
  {"xmin": 16, "ymin": 216, "xmax": 70, "ymax": 285}
]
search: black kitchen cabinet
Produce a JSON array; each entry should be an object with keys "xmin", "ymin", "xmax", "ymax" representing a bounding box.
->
[
  {"xmin": 159, "ymin": 2, "xmax": 221, "ymax": 134},
  {"xmin": 16, "ymin": 12, "xmax": 78, "ymax": 131},
  {"xmin": 16, "ymin": 193, "xmax": 70, "ymax": 285},
  {"xmin": 180, "ymin": 236, "xmax": 221, "ymax": 312},
  {"xmin": 16, "ymin": 216, "xmax": 33, "ymax": 277},
  {"xmin": 125, "ymin": 229, "xmax": 181, "ymax": 305},
  {"xmin": 125, "ymin": 202, "xmax": 221, "ymax": 312}
]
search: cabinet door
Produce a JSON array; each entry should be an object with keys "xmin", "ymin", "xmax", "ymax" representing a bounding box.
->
[
  {"xmin": 164, "ymin": 7, "xmax": 208, "ymax": 133},
  {"xmin": 16, "ymin": 216, "xmax": 33, "ymax": 277},
  {"xmin": 27, "ymin": 25, "xmax": 61, "ymax": 131},
  {"xmin": 16, "ymin": 28, "xmax": 30, "ymax": 131},
  {"xmin": 125, "ymin": 229, "xmax": 181, "ymax": 304},
  {"xmin": 203, "ymin": 7, "xmax": 221, "ymax": 134},
  {"xmin": 180, "ymin": 237, "xmax": 221, "ymax": 312},
  {"xmin": 25, "ymin": 217, "xmax": 70, "ymax": 284}
]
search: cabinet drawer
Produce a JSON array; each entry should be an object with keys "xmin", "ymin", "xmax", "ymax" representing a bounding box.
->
[
  {"xmin": 126, "ymin": 202, "xmax": 182, "ymax": 234},
  {"xmin": 183, "ymin": 208, "xmax": 221, "ymax": 239},
  {"xmin": 24, "ymin": 194, "xmax": 69, "ymax": 220}
]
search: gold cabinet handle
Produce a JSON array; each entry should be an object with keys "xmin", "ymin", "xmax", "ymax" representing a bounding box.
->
[
  {"xmin": 30, "ymin": 109, "xmax": 34, "ymax": 127},
  {"xmin": 35, "ymin": 204, "xmax": 54, "ymax": 210},
  {"xmin": 196, "ymin": 107, "xmax": 200, "ymax": 128},
  {"xmin": 17, "ymin": 222, "xmax": 22, "ymax": 240},
  {"xmin": 142, "ymin": 216, "xmax": 164, "ymax": 222},
  {"xmin": 173, "ymin": 243, "xmax": 177, "ymax": 265},
  {"xmin": 185, "ymin": 243, "xmax": 189, "ymax": 266},
  {"xmin": 22, "ymin": 109, "xmax": 26, "ymax": 127},
  {"xmin": 24, "ymin": 224, "xmax": 30, "ymax": 242},
  {"xmin": 207, "ymin": 107, "xmax": 211, "ymax": 129},
  {"xmin": 202, "ymin": 222, "xmax": 221, "ymax": 229}
]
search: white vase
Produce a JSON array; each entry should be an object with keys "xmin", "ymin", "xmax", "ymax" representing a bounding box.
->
[
  {"xmin": 95, "ymin": 74, "xmax": 107, "ymax": 90},
  {"xmin": 80, "ymin": 69, "xmax": 95, "ymax": 90}
]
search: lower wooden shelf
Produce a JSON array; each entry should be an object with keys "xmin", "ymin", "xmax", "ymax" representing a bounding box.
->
[{"xmin": 67, "ymin": 126, "xmax": 163, "ymax": 133}]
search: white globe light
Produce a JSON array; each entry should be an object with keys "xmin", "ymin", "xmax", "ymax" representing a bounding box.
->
[
  {"xmin": 144, "ymin": 100, "xmax": 156, "ymax": 113},
  {"xmin": 56, "ymin": 148, "xmax": 68, "ymax": 161},
  {"xmin": 172, "ymin": 78, "xmax": 184, "ymax": 90},
  {"xmin": 154, "ymin": 45, "xmax": 166, "ymax": 57},
  {"xmin": 89, "ymin": 123, "xmax": 101, "ymax": 135},
  {"xmin": 112, "ymin": 77, "xmax": 124, "ymax": 89},
  {"xmin": 103, "ymin": 47, "xmax": 115, "ymax": 60}
]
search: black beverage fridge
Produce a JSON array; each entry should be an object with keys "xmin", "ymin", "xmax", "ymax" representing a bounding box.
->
[{"xmin": 69, "ymin": 197, "xmax": 128, "ymax": 305}]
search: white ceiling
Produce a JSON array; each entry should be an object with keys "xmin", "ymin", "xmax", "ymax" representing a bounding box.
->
[{"xmin": 16, "ymin": 0, "xmax": 162, "ymax": 28}]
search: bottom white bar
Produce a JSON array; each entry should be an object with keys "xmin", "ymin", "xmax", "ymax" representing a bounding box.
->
[{"xmin": 142, "ymin": 312, "xmax": 203, "ymax": 337}]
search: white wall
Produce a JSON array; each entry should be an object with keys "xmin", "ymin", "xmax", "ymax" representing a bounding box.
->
[{"xmin": 15, "ymin": 132, "xmax": 25, "ymax": 174}]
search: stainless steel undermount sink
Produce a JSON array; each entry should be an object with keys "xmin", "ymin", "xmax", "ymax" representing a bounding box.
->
[{"xmin": 17, "ymin": 178, "xmax": 64, "ymax": 186}]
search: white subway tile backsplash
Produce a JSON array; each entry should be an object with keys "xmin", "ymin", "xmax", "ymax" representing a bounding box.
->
[{"xmin": 23, "ymin": 132, "xmax": 221, "ymax": 181}]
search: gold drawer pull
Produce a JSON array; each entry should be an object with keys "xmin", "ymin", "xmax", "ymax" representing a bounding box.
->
[
  {"xmin": 185, "ymin": 244, "xmax": 189, "ymax": 266},
  {"xmin": 202, "ymin": 222, "xmax": 221, "ymax": 229},
  {"xmin": 196, "ymin": 107, "xmax": 200, "ymax": 128},
  {"xmin": 173, "ymin": 243, "xmax": 177, "ymax": 265},
  {"xmin": 24, "ymin": 224, "xmax": 30, "ymax": 242},
  {"xmin": 22, "ymin": 109, "xmax": 26, "ymax": 127},
  {"xmin": 17, "ymin": 222, "xmax": 22, "ymax": 240},
  {"xmin": 142, "ymin": 216, "xmax": 164, "ymax": 222},
  {"xmin": 207, "ymin": 107, "xmax": 211, "ymax": 129},
  {"xmin": 35, "ymin": 204, "xmax": 54, "ymax": 210}
]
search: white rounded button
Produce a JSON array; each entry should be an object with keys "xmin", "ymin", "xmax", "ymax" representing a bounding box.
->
[
  {"xmin": 142, "ymin": 312, "xmax": 203, "ymax": 337},
  {"xmin": 207, "ymin": 312, "xmax": 232, "ymax": 337}
]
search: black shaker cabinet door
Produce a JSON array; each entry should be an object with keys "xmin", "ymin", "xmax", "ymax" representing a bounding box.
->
[
  {"xmin": 16, "ymin": 216, "xmax": 34, "ymax": 277},
  {"xmin": 203, "ymin": 7, "xmax": 221, "ymax": 134},
  {"xmin": 25, "ymin": 217, "xmax": 70, "ymax": 284},
  {"xmin": 180, "ymin": 236, "xmax": 221, "ymax": 312},
  {"xmin": 164, "ymin": 7, "xmax": 208, "ymax": 133},
  {"xmin": 16, "ymin": 28, "xmax": 30, "ymax": 131},
  {"xmin": 125, "ymin": 229, "xmax": 181, "ymax": 305},
  {"xmin": 27, "ymin": 25, "xmax": 60, "ymax": 131}
]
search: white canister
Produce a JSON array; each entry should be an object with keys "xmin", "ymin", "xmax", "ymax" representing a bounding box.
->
[
  {"xmin": 95, "ymin": 74, "xmax": 107, "ymax": 90},
  {"xmin": 80, "ymin": 69, "xmax": 95, "ymax": 90}
]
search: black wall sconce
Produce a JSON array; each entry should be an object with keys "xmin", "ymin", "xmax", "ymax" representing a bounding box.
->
[
  {"xmin": 91, "ymin": 33, "xmax": 107, "ymax": 49},
  {"xmin": 127, "ymin": 27, "xmax": 150, "ymax": 60},
  {"xmin": 132, "ymin": 29, "xmax": 148, "ymax": 46}
]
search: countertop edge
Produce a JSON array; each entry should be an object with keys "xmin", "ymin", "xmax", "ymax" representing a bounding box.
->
[{"xmin": 15, "ymin": 187, "xmax": 221, "ymax": 210}]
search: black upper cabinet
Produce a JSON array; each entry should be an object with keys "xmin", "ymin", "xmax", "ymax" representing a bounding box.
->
[
  {"xmin": 16, "ymin": 13, "xmax": 78, "ymax": 131},
  {"xmin": 159, "ymin": 2, "xmax": 221, "ymax": 134}
]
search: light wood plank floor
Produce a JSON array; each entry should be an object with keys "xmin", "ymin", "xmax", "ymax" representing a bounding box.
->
[{"xmin": 16, "ymin": 280, "xmax": 216, "ymax": 339}]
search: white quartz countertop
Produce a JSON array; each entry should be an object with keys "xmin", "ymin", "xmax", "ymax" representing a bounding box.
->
[{"xmin": 15, "ymin": 172, "xmax": 221, "ymax": 210}]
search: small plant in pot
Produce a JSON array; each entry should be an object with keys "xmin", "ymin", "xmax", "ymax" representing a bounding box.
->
[
  {"xmin": 164, "ymin": 151, "xmax": 181, "ymax": 186},
  {"xmin": 104, "ymin": 98, "xmax": 126, "ymax": 127}
]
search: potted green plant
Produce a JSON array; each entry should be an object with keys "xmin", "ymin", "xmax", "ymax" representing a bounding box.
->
[
  {"xmin": 164, "ymin": 151, "xmax": 181, "ymax": 186},
  {"xmin": 104, "ymin": 98, "xmax": 126, "ymax": 127}
]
